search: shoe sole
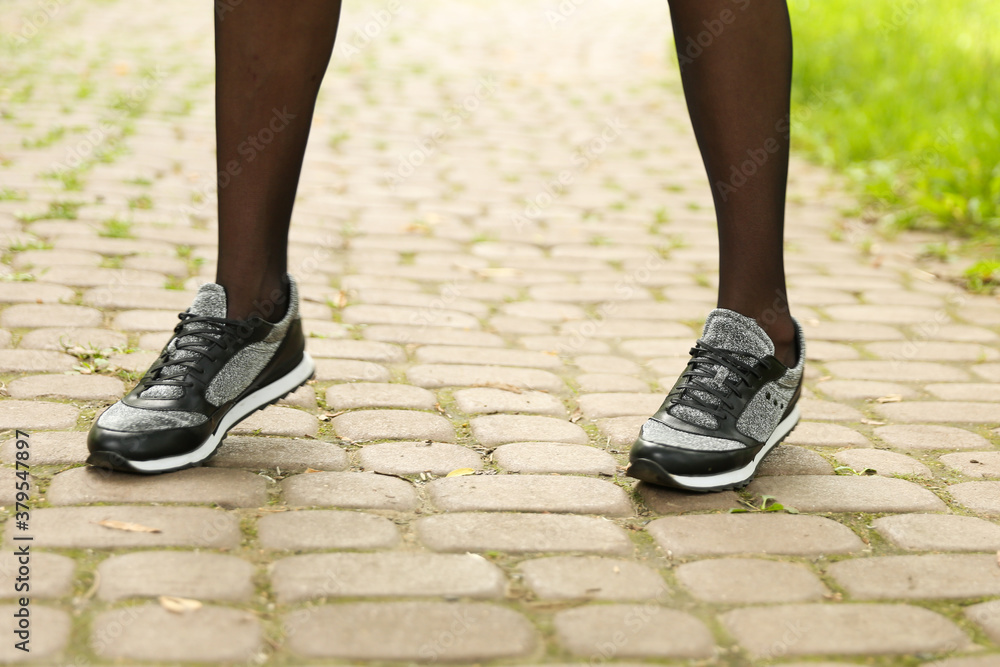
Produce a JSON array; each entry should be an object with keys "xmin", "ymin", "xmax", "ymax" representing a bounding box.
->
[
  {"xmin": 88, "ymin": 352, "xmax": 316, "ymax": 474},
  {"xmin": 627, "ymin": 405, "xmax": 800, "ymax": 492}
]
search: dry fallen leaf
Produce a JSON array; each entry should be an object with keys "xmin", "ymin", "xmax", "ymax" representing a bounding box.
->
[
  {"xmin": 875, "ymin": 394, "xmax": 903, "ymax": 404},
  {"xmin": 446, "ymin": 468, "xmax": 476, "ymax": 477},
  {"xmin": 330, "ymin": 290, "xmax": 349, "ymax": 308},
  {"xmin": 861, "ymin": 419, "xmax": 886, "ymax": 426},
  {"xmin": 159, "ymin": 596, "xmax": 202, "ymax": 613},
  {"xmin": 304, "ymin": 467, "xmax": 323, "ymax": 473},
  {"xmin": 96, "ymin": 520, "xmax": 161, "ymax": 533},
  {"xmin": 569, "ymin": 409, "xmax": 583, "ymax": 424}
]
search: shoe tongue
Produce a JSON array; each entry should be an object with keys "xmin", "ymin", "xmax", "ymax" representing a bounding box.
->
[
  {"xmin": 187, "ymin": 282, "xmax": 228, "ymax": 319},
  {"xmin": 700, "ymin": 308, "xmax": 774, "ymax": 359}
]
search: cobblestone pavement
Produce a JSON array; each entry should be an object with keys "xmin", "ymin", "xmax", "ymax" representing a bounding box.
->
[{"xmin": 1, "ymin": 0, "xmax": 1000, "ymax": 664}]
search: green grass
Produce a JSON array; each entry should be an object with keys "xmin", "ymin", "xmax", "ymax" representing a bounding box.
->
[{"xmin": 790, "ymin": 0, "xmax": 1000, "ymax": 237}]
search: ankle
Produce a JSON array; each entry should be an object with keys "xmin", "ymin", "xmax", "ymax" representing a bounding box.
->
[
  {"xmin": 759, "ymin": 318, "xmax": 798, "ymax": 368},
  {"xmin": 221, "ymin": 275, "xmax": 290, "ymax": 323}
]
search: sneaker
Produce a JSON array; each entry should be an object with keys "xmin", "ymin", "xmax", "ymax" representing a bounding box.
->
[
  {"xmin": 87, "ymin": 274, "xmax": 315, "ymax": 474},
  {"xmin": 627, "ymin": 308, "xmax": 804, "ymax": 491}
]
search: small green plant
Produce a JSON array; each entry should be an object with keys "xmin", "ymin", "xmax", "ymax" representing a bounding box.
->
[
  {"xmin": 834, "ymin": 466, "xmax": 877, "ymax": 476},
  {"xmin": 127, "ymin": 194, "xmax": 153, "ymax": 210},
  {"xmin": 729, "ymin": 494, "xmax": 799, "ymax": 514},
  {"xmin": 63, "ymin": 344, "xmax": 118, "ymax": 375},
  {"xmin": 0, "ymin": 273, "xmax": 36, "ymax": 282},
  {"xmin": 21, "ymin": 126, "xmax": 65, "ymax": 149},
  {"xmin": 964, "ymin": 260, "xmax": 1000, "ymax": 293},
  {"xmin": 0, "ymin": 188, "xmax": 27, "ymax": 202},
  {"xmin": 100, "ymin": 218, "xmax": 133, "ymax": 239}
]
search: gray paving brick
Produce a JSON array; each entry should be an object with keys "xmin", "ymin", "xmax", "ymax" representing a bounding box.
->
[
  {"xmin": 784, "ymin": 422, "xmax": 871, "ymax": 447},
  {"xmin": 576, "ymin": 373, "xmax": 650, "ymax": 393},
  {"xmin": 285, "ymin": 602, "xmax": 536, "ymax": 661},
  {"xmin": 833, "ymin": 449, "xmax": 933, "ymax": 478},
  {"xmin": 0, "ymin": 399, "xmax": 79, "ymax": 429},
  {"xmin": 0, "ymin": 349, "xmax": 76, "ymax": 373},
  {"xmin": 343, "ymin": 303, "xmax": 481, "ymax": 329},
  {"xmin": 453, "ymin": 387, "xmax": 566, "ymax": 416},
  {"xmin": 492, "ymin": 442, "xmax": 616, "ymax": 475},
  {"xmin": 647, "ymin": 514, "xmax": 864, "ymax": 557},
  {"xmin": 331, "ymin": 408, "xmax": 455, "ymax": 442},
  {"xmin": 926, "ymin": 382, "xmax": 1000, "ymax": 402},
  {"xmin": 758, "ymin": 445, "xmax": 833, "ymax": 476},
  {"xmin": 97, "ymin": 551, "xmax": 254, "ymax": 601},
  {"xmin": 965, "ymin": 600, "xmax": 1000, "ymax": 643},
  {"xmin": 875, "ymin": 401, "xmax": 999, "ymax": 423},
  {"xmin": 257, "ymin": 509, "xmax": 399, "ymax": 550},
  {"xmin": 875, "ymin": 424, "xmax": 991, "ymax": 450},
  {"xmin": 948, "ymin": 481, "xmax": 1000, "ymax": 515},
  {"xmin": 17, "ymin": 506, "xmax": 240, "ymax": 549},
  {"xmin": 578, "ymin": 393, "xmax": 663, "ymax": 419},
  {"xmin": 209, "ymin": 435, "xmax": 348, "ymax": 471},
  {"xmin": 416, "ymin": 512, "xmax": 632, "ymax": 554},
  {"xmin": 874, "ymin": 513, "xmax": 1000, "ymax": 551},
  {"xmin": 358, "ymin": 441, "xmax": 482, "ymax": 475},
  {"xmin": 92, "ymin": 604, "xmax": 261, "ymax": 663},
  {"xmin": 18, "ymin": 326, "xmax": 128, "ymax": 351},
  {"xmin": 1, "ymin": 430, "xmax": 87, "ymax": 465},
  {"xmin": 306, "ymin": 338, "xmax": 406, "ymax": 362},
  {"xmin": 47, "ymin": 466, "xmax": 267, "ymax": 508},
  {"xmin": 0, "ymin": 552, "xmax": 75, "ymax": 599},
  {"xmin": 825, "ymin": 360, "xmax": 969, "ymax": 382},
  {"xmin": 554, "ymin": 605, "xmax": 713, "ymax": 659},
  {"xmin": 272, "ymin": 552, "xmax": 505, "ymax": 602},
  {"xmin": 520, "ymin": 556, "xmax": 667, "ymax": 600},
  {"xmin": 281, "ymin": 471, "xmax": 418, "ymax": 511},
  {"xmin": 817, "ymin": 380, "xmax": 918, "ymax": 401},
  {"xmin": 828, "ymin": 554, "xmax": 1000, "ymax": 600},
  {"xmin": 676, "ymin": 558, "xmax": 827, "ymax": 603},
  {"xmin": 720, "ymin": 604, "xmax": 971, "ymax": 658},
  {"xmin": 325, "ymin": 382, "xmax": 436, "ymax": 410},
  {"xmin": 314, "ymin": 358, "xmax": 391, "ymax": 382},
  {"xmin": 1, "ymin": 303, "xmax": 103, "ymax": 328},
  {"xmin": 427, "ymin": 474, "xmax": 632, "ymax": 515},
  {"xmin": 747, "ymin": 475, "xmax": 946, "ymax": 512},
  {"xmin": 231, "ymin": 405, "xmax": 319, "ymax": 437},
  {"xmin": 0, "ymin": 605, "xmax": 70, "ymax": 662},
  {"xmin": 637, "ymin": 484, "xmax": 742, "ymax": 513},
  {"xmin": 940, "ymin": 451, "xmax": 1000, "ymax": 478},
  {"xmin": 8, "ymin": 373, "xmax": 125, "ymax": 400},
  {"xmin": 471, "ymin": 414, "xmax": 588, "ymax": 445},
  {"xmin": 408, "ymin": 363, "xmax": 565, "ymax": 391},
  {"xmin": 415, "ymin": 345, "xmax": 561, "ymax": 369},
  {"xmin": 596, "ymin": 415, "xmax": 646, "ymax": 446},
  {"xmin": 363, "ymin": 324, "xmax": 504, "ymax": 347}
]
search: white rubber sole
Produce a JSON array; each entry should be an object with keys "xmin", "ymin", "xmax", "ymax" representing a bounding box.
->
[
  {"xmin": 665, "ymin": 405, "xmax": 801, "ymax": 490},
  {"xmin": 128, "ymin": 353, "xmax": 316, "ymax": 473}
]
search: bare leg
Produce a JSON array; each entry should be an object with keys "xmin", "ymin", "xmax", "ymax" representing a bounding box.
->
[
  {"xmin": 666, "ymin": 0, "xmax": 796, "ymax": 366},
  {"xmin": 214, "ymin": 0, "xmax": 343, "ymax": 320}
]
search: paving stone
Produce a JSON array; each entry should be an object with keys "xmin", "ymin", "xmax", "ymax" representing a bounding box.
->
[
  {"xmin": 343, "ymin": 304, "xmax": 481, "ymax": 329},
  {"xmin": 676, "ymin": 558, "xmax": 827, "ymax": 603},
  {"xmin": 560, "ymin": 318, "xmax": 692, "ymax": 340},
  {"xmin": 470, "ymin": 414, "xmax": 588, "ymax": 445},
  {"xmin": 875, "ymin": 424, "xmax": 991, "ymax": 450},
  {"xmin": 802, "ymin": 321, "xmax": 905, "ymax": 341},
  {"xmin": 554, "ymin": 605, "xmax": 713, "ymax": 659},
  {"xmin": 314, "ymin": 359, "xmax": 391, "ymax": 382},
  {"xmin": 758, "ymin": 445, "xmax": 833, "ymax": 476},
  {"xmin": 972, "ymin": 362, "xmax": 1000, "ymax": 382},
  {"xmin": 47, "ymin": 466, "xmax": 268, "ymax": 508},
  {"xmin": 948, "ymin": 481, "xmax": 1000, "ymax": 515},
  {"xmin": 873, "ymin": 513, "xmax": 1000, "ymax": 551},
  {"xmin": 272, "ymin": 552, "xmax": 505, "ymax": 602},
  {"xmin": 830, "ymin": 554, "xmax": 1000, "ymax": 601},
  {"xmin": 92, "ymin": 604, "xmax": 261, "ymax": 663},
  {"xmin": 415, "ymin": 345, "xmax": 561, "ymax": 369},
  {"xmin": 427, "ymin": 475, "xmax": 632, "ymax": 516},
  {"xmin": 867, "ymin": 340, "xmax": 999, "ymax": 362},
  {"xmin": 1, "ymin": 303, "xmax": 103, "ymax": 328},
  {"xmin": 784, "ymin": 422, "xmax": 871, "ymax": 448},
  {"xmin": 577, "ymin": 393, "xmax": 663, "ymax": 420},
  {"xmin": 803, "ymin": 340, "xmax": 861, "ymax": 361},
  {"xmin": 281, "ymin": 471, "xmax": 418, "ymax": 511},
  {"xmin": 258, "ymin": 510, "xmax": 400, "ymax": 550},
  {"xmin": 277, "ymin": 383, "xmax": 317, "ymax": 409},
  {"xmin": 926, "ymin": 382, "xmax": 1000, "ymax": 402},
  {"xmin": 230, "ymin": 405, "xmax": 318, "ymax": 437},
  {"xmin": 573, "ymin": 354, "xmax": 644, "ymax": 375},
  {"xmin": 325, "ymin": 382, "xmax": 436, "ymax": 410},
  {"xmin": 638, "ymin": 484, "xmax": 742, "ymax": 513},
  {"xmin": 331, "ymin": 409, "xmax": 455, "ymax": 442},
  {"xmin": 875, "ymin": 401, "xmax": 999, "ymax": 423},
  {"xmin": 42, "ymin": 265, "xmax": 165, "ymax": 288},
  {"xmin": 0, "ymin": 329, "xmax": 9, "ymax": 348},
  {"xmin": 0, "ymin": 605, "xmax": 70, "ymax": 662},
  {"xmin": 825, "ymin": 304, "xmax": 941, "ymax": 324},
  {"xmin": 453, "ymin": 387, "xmax": 566, "ymax": 416},
  {"xmin": 358, "ymin": 441, "xmax": 483, "ymax": 475},
  {"xmin": 0, "ymin": 551, "xmax": 75, "ymax": 599},
  {"xmin": 720, "ymin": 603, "xmax": 971, "ymax": 658},
  {"xmin": 285, "ymin": 601, "xmax": 536, "ymax": 661},
  {"xmin": 927, "ymin": 655, "xmax": 1000, "ymax": 667},
  {"xmin": 520, "ymin": 335, "xmax": 611, "ymax": 355},
  {"xmin": 519, "ymin": 556, "xmax": 667, "ymax": 600},
  {"xmin": 302, "ymin": 319, "xmax": 349, "ymax": 339},
  {"xmin": 940, "ymin": 451, "xmax": 1000, "ymax": 478},
  {"xmin": 18, "ymin": 326, "xmax": 128, "ymax": 351},
  {"xmin": 205, "ymin": 435, "xmax": 350, "ymax": 472},
  {"xmin": 799, "ymin": 398, "xmax": 864, "ymax": 421},
  {"xmin": 834, "ymin": 449, "xmax": 933, "ymax": 478},
  {"xmin": 7, "ymin": 373, "xmax": 125, "ymax": 400},
  {"xmin": 577, "ymin": 373, "xmax": 650, "ymax": 393},
  {"xmin": 596, "ymin": 415, "xmax": 647, "ymax": 446},
  {"xmin": 107, "ymin": 350, "xmax": 157, "ymax": 372},
  {"xmin": 0, "ymin": 399, "xmax": 79, "ymax": 429},
  {"xmin": 503, "ymin": 301, "xmax": 586, "ymax": 322},
  {"xmin": 748, "ymin": 475, "xmax": 945, "ymax": 512},
  {"xmin": 646, "ymin": 514, "xmax": 864, "ymax": 557},
  {"xmin": 0, "ymin": 349, "xmax": 76, "ymax": 372},
  {"xmin": 17, "ymin": 506, "xmax": 240, "ymax": 549},
  {"xmin": 965, "ymin": 600, "xmax": 1000, "ymax": 643},
  {"xmin": 817, "ymin": 380, "xmax": 918, "ymax": 401},
  {"xmin": 306, "ymin": 338, "xmax": 406, "ymax": 362},
  {"xmin": 824, "ymin": 360, "xmax": 969, "ymax": 382},
  {"xmin": 408, "ymin": 363, "xmax": 565, "ymax": 391},
  {"xmin": 1, "ymin": 430, "xmax": 87, "ymax": 465},
  {"xmin": 416, "ymin": 512, "xmax": 632, "ymax": 554},
  {"xmin": 111, "ymin": 309, "xmax": 178, "ymax": 331},
  {"xmin": 0, "ymin": 281, "xmax": 74, "ymax": 304},
  {"xmin": 97, "ymin": 551, "xmax": 254, "ymax": 601},
  {"xmin": 492, "ymin": 442, "xmax": 616, "ymax": 475}
]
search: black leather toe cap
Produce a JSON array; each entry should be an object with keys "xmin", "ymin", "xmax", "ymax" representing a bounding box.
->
[
  {"xmin": 629, "ymin": 433, "xmax": 760, "ymax": 476},
  {"xmin": 87, "ymin": 421, "xmax": 212, "ymax": 463}
]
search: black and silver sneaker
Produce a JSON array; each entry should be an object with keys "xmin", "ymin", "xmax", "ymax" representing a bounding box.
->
[
  {"xmin": 627, "ymin": 308, "xmax": 805, "ymax": 492},
  {"xmin": 87, "ymin": 274, "xmax": 315, "ymax": 474}
]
